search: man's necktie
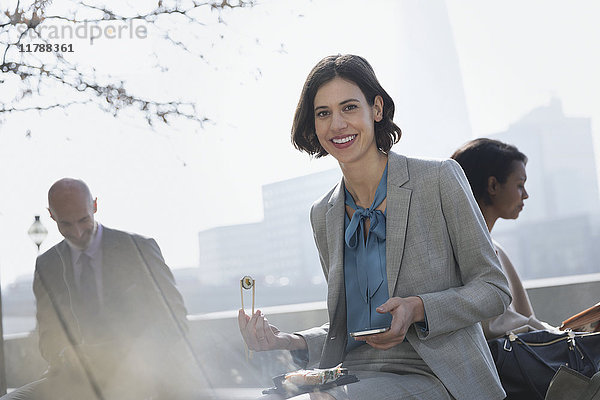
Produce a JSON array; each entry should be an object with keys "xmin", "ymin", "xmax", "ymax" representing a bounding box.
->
[{"xmin": 78, "ymin": 252, "xmax": 100, "ymax": 315}]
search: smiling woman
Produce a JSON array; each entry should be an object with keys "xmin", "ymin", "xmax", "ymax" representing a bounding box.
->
[
  {"xmin": 312, "ymin": 78, "xmax": 383, "ymax": 167},
  {"xmin": 291, "ymin": 54, "xmax": 400, "ymax": 161},
  {"xmin": 238, "ymin": 54, "xmax": 512, "ymax": 400}
]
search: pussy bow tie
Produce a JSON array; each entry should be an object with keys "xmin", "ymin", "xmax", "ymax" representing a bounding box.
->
[{"xmin": 345, "ymin": 206, "xmax": 386, "ymax": 303}]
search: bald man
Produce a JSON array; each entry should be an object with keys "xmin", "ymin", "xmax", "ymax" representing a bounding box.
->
[{"xmin": 3, "ymin": 179, "xmax": 203, "ymax": 399}]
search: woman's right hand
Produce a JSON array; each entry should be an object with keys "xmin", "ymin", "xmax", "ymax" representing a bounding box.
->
[{"xmin": 238, "ymin": 309, "xmax": 307, "ymax": 351}]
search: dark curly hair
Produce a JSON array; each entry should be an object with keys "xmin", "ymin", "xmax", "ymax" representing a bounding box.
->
[
  {"xmin": 451, "ymin": 138, "xmax": 527, "ymax": 205},
  {"xmin": 291, "ymin": 54, "xmax": 401, "ymax": 157}
]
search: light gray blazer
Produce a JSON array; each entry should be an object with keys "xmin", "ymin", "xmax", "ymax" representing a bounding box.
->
[{"xmin": 297, "ymin": 152, "xmax": 511, "ymax": 400}]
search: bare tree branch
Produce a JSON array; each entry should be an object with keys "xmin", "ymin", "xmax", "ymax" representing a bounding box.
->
[
  {"xmin": 0, "ymin": 0, "xmax": 256, "ymax": 127},
  {"xmin": 0, "ymin": 99, "xmax": 93, "ymax": 113}
]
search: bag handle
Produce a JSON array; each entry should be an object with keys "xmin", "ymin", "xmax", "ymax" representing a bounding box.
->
[
  {"xmin": 513, "ymin": 335, "xmax": 559, "ymax": 374},
  {"xmin": 505, "ymin": 337, "xmax": 553, "ymax": 399}
]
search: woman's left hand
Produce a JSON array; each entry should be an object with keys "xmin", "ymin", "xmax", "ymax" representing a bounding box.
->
[{"xmin": 353, "ymin": 296, "xmax": 425, "ymax": 350}]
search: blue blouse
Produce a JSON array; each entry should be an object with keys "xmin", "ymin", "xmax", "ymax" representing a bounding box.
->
[{"xmin": 344, "ymin": 164, "xmax": 392, "ymax": 351}]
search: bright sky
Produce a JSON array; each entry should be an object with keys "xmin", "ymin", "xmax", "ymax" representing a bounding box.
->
[{"xmin": 1, "ymin": 0, "xmax": 599, "ymax": 287}]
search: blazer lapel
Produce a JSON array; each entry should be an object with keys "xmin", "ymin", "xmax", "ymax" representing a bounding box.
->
[
  {"xmin": 386, "ymin": 152, "xmax": 412, "ymax": 296},
  {"xmin": 100, "ymin": 227, "xmax": 131, "ymax": 305},
  {"xmin": 45, "ymin": 241, "xmax": 76, "ymax": 307},
  {"xmin": 55, "ymin": 240, "xmax": 75, "ymax": 287},
  {"xmin": 325, "ymin": 179, "xmax": 346, "ymax": 330},
  {"xmin": 101, "ymin": 227, "xmax": 117, "ymax": 290}
]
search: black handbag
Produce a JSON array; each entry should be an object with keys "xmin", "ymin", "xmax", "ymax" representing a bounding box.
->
[{"xmin": 488, "ymin": 330, "xmax": 600, "ymax": 400}]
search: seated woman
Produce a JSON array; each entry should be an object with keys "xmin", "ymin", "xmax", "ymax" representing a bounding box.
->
[
  {"xmin": 238, "ymin": 54, "xmax": 511, "ymax": 400},
  {"xmin": 451, "ymin": 138, "xmax": 554, "ymax": 340}
]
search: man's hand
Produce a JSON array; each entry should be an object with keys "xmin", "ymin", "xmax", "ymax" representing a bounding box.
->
[
  {"xmin": 238, "ymin": 309, "xmax": 307, "ymax": 352},
  {"xmin": 353, "ymin": 296, "xmax": 425, "ymax": 350}
]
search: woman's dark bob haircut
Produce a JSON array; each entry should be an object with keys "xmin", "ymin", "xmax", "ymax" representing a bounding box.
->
[
  {"xmin": 291, "ymin": 54, "xmax": 401, "ymax": 157},
  {"xmin": 451, "ymin": 138, "xmax": 528, "ymax": 206}
]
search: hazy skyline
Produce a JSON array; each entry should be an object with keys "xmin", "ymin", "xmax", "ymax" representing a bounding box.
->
[{"xmin": 1, "ymin": 0, "xmax": 599, "ymax": 286}]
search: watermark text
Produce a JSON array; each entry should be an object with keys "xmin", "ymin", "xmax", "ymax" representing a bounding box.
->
[{"xmin": 17, "ymin": 20, "xmax": 148, "ymax": 44}]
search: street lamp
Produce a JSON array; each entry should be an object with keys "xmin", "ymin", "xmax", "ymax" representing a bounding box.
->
[
  {"xmin": 28, "ymin": 215, "xmax": 48, "ymax": 254},
  {"xmin": 0, "ymin": 215, "xmax": 50, "ymax": 393},
  {"xmin": 0, "ymin": 216, "xmax": 45, "ymax": 395},
  {"xmin": 0, "ymin": 215, "xmax": 48, "ymax": 394}
]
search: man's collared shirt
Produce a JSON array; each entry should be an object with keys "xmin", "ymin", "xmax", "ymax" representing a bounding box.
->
[{"xmin": 68, "ymin": 223, "xmax": 104, "ymax": 306}]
